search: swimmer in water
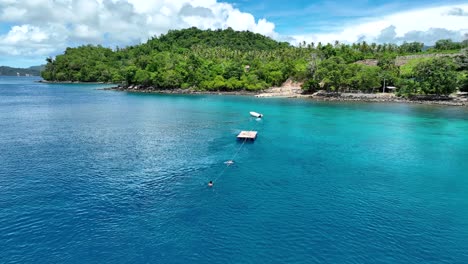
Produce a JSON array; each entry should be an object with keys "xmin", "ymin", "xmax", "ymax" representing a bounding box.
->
[{"xmin": 208, "ymin": 181, "xmax": 213, "ymax": 187}]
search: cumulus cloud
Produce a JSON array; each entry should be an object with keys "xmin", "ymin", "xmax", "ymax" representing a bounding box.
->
[
  {"xmin": 179, "ymin": 3, "xmax": 214, "ymax": 18},
  {"xmin": 292, "ymin": 4, "xmax": 468, "ymax": 45},
  {"xmin": 0, "ymin": 1, "xmax": 467, "ymax": 67},
  {"xmin": 0, "ymin": 24, "xmax": 66, "ymax": 56},
  {"xmin": 0, "ymin": 0, "xmax": 277, "ymax": 59},
  {"xmin": 375, "ymin": 25, "xmax": 397, "ymax": 43},
  {"xmin": 374, "ymin": 25, "xmax": 466, "ymax": 44},
  {"xmin": 445, "ymin": 7, "xmax": 468, "ymax": 16}
]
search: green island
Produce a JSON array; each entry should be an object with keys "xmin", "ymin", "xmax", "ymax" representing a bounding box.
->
[{"xmin": 42, "ymin": 27, "xmax": 467, "ymax": 101}]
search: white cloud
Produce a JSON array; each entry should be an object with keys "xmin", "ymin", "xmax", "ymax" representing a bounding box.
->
[
  {"xmin": 0, "ymin": 1, "xmax": 467, "ymax": 67},
  {"xmin": 0, "ymin": 0, "xmax": 277, "ymax": 59},
  {"xmin": 0, "ymin": 24, "xmax": 64, "ymax": 56},
  {"xmin": 292, "ymin": 4, "xmax": 468, "ymax": 45},
  {"xmin": 73, "ymin": 24, "xmax": 102, "ymax": 41},
  {"xmin": 0, "ymin": 6, "xmax": 26, "ymax": 20},
  {"xmin": 445, "ymin": 7, "xmax": 468, "ymax": 16}
]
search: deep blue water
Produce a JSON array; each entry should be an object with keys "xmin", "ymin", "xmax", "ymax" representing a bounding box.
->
[{"xmin": 1, "ymin": 76, "xmax": 468, "ymax": 263}]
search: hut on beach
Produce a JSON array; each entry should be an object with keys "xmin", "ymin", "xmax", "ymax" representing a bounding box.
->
[{"xmin": 385, "ymin": 86, "xmax": 397, "ymax": 93}]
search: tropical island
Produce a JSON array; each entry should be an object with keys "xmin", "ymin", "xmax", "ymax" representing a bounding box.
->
[{"xmin": 41, "ymin": 27, "xmax": 468, "ymax": 105}]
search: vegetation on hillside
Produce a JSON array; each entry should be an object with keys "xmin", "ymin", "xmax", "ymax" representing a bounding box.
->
[
  {"xmin": 0, "ymin": 65, "xmax": 44, "ymax": 76},
  {"xmin": 41, "ymin": 28, "xmax": 468, "ymax": 95}
]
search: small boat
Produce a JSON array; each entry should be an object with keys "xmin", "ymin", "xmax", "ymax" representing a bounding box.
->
[
  {"xmin": 250, "ymin": 111, "xmax": 263, "ymax": 118},
  {"xmin": 224, "ymin": 160, "xmax": 235, "ymax": 166}
]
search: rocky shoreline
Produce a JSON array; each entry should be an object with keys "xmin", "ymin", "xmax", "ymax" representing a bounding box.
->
[
  {"xmin": 103, "ymin": 85, "xmax": 468, "ymax": 107},
  {"xmin": 303, "ymin": 92, "xmax": 468, "ymax": 107},
  {"xmin": 101, "ymin": 85, "xmax": 256, "ymax": 96},
  {"xmin": 38, "ymin": 80, "xmax": 113, "ymax": 84}
]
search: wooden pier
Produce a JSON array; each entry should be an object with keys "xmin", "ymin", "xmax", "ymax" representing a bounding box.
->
[{"xmin": 237, "ymin": 131, "xmax": 258, "ymax": 141}]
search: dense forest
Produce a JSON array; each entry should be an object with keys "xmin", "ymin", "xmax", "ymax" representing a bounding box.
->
[{"xmin": 41, "ymin": 27, "xmax": 468, "ymax": 95}]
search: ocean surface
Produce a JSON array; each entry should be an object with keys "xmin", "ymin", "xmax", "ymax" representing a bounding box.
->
[{"xmin": 1, "ymin": 76, "xmax": 468, "ymax": 263}]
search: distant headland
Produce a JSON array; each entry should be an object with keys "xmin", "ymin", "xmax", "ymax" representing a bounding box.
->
[{"xmin": 0, "ymin": 65, "xmax": 44, "ymax": 77}]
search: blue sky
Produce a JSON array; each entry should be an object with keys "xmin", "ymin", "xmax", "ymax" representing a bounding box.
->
[
  {"xmin": 0, "ymin": 0, "xmax": 467, "ymax": 68},
  {"xmin": 231, "ymin": 0, "xmax": 468, "ymax": 34}
]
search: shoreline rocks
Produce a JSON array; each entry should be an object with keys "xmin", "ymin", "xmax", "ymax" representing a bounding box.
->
[
  {"xmin": 307, "ymin": 92, "xmax": 467, "ymax": 106},
  {"xmin": 104, "ymin": 85, "xmax": 468, "ymax": 107},
  {"xmin": 38, "ymin": 80, "xmax": 111, "ymax": 84},
  {"xmin": 103, "ymin": 85, "xmax": 257, "ymax": 96}
]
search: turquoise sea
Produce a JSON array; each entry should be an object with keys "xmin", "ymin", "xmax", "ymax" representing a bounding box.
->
[{"xmin": 1, "ymin": 76, "xmax": 468, "ymax": 263}]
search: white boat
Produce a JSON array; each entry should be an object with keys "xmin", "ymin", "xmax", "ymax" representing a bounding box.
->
[{"xmin": 250, "ymin": 111, "xmax": 263, "ymax": 118}]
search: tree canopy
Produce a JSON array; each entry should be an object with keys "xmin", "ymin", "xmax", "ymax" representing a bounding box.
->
[{"xmin": 41, "ymin": 28, "xmax": 467, "ymax": 95}]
